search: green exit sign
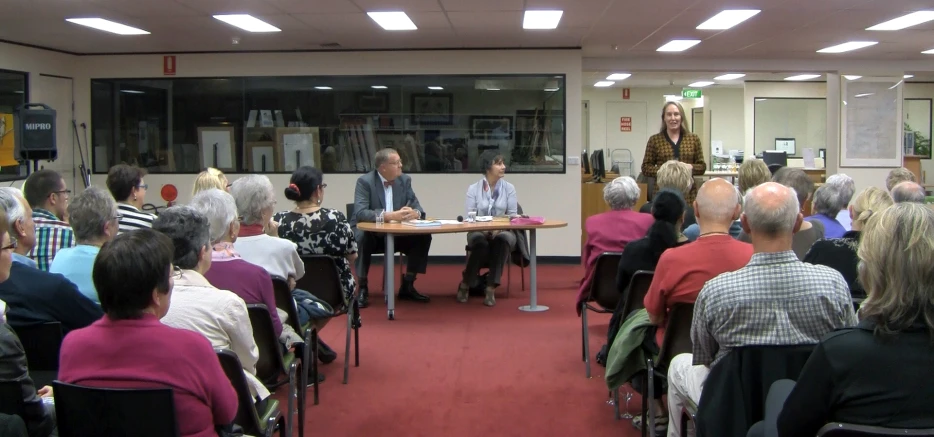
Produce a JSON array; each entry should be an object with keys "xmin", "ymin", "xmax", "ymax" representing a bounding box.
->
[{"xmin": 682, "ymin": 89, "xmax": 703, "ymax": 98}]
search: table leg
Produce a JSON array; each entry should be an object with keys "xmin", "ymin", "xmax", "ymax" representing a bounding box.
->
[
  {"xmin": 385, "ymin": 234, "xmax": 395, "ymax": 320},
  {"xmin": 519, "ymin": 229, "xmax": 548, "ymax": 312}
]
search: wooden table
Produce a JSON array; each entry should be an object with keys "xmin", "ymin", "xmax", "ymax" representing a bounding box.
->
[{"xmin": 357, "ymin": 220, "xmax": 568, "ymax": 320}]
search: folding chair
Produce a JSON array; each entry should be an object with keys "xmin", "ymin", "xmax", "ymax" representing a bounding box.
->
[
  {"xmin": 247, "ymin": 304, "xmax": 304, "ymax": 437},
  {"xmin": 271, "ymin": 279, "xmax": 319, "ymax": 405},
  {"xmin": 53, "ymin": 381, "xmax": 179, "ymax": 437},
  {"xmin": 645, "ymin": 303, "xmax": 695, "ymax": 437},
  {"xmin": 216, "ymin": 349, "xmax": 286, "ymax": 437},
  {"xmin": 580, "ymin": 252, "xmax": 623, "ymax": 378},
  {"xmin": 297, "ymin": 255, "xmax": 360, "ymax": 384}
]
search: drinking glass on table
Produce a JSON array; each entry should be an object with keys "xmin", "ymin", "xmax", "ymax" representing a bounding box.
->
[
  {"xmin": 466, "ymin": 209, "xmax": 477, "ymax": 223},
  {"xmin": 375, "ymin": 209, "xmax": 384, "ymax": 225}
]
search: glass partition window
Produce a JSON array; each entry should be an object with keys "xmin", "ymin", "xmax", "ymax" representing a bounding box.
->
[
  {"xmin": 903, "ymin": 98, "xmax": 931, "ymax": 158},
  {"xmin": 90, "ymin": 75, "xmax": 567, "ymax": 174},
  {"xmin": 0, "ymin": 69, "xmax": 27, "ymax": 179},
  {"xmin": 753, "ymin": 98, "xmax": 826, "ymax": 157}
]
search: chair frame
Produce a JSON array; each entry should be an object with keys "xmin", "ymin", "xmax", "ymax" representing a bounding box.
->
[
  {"xmin": 11, "ymin": 322, "xmax": 63, "ymax": 387},
  {"xmin": 645, "ymin": 303, "xmax": 695, "ymax": 437},
  {"xmin": 247, "ymin": 304, "xmax": 305, "ymax": 437},
  {"xmin": 580, "ymin": 252, "xmax": 623, "ymax": 378},
  {"xmin": 215, "ymin": 349, "xmax": 286, "ymax": 437},
  {"xmin": 272, "ymin": 279, "xmax": 320, "ymax": 405},
  {"xmin": 53, "ymin": 381, "xmax": 180, "ymax": 437}
]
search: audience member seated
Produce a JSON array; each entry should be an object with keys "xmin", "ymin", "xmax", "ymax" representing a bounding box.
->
[
  {"xmin": 750, "ymin": 203, "xmax": 934, "ymax": 437},
  {"xmin": 807, "ymin": 174, "xmax": 855, "ymax": 238},
  {"xmin": 576, "ymin": 176, "xmax": 654, "ymax": 313},
  {"xmin": 192, "ymin": 167, "xmax": 230, "ymax": 196},
  {"xmin": 153, "ymin": 206, "xmax": 270, "ymax": 402},
  {"xmin": 597, "ymin": 189, "xmax": 688, "ymax": 363},
  {"xmin": 738, "ymin": 167, "xmax": 824, "ymax": 259},
  {"xmin": 350, "ymin": 148, "xmax": 432, "ymax": 307},
  {"xmin": 58, "ymin": 229, "xmax": 237, "ymax": 437},
  {"xmin": 22, "ymin": 169, "xmax": 73, "ymax": 271},
  {"xmin": 0, "ymin": 211, "xmax": 55, "ymax": 437},
  {"xmin": 0, "ymin": 189, "xmax": 101, "ymax": 333},
  {"xmin": 48, "ymin": 187, "xmax": 119, "ymax": 304},
  {"xmin": 640, "ymin": 160, "xmax": 697, "ymax": 231},
  {"xmin": 886, "ymin": 166, "xmax": 917, "ymax": 192},
  {"xmin": 804, "ymin": 187, "xmax": 893, "ymax": 299},
  {"xmin": 106, "ymin": 164, "xmax": 155, "ymax": 232},
  {"xmin": 891, "ymin": 181, "xmax": 926, "ymax": 204},
  {"xmin": 685, "ymin": 159, "xmax": 769, "ymax": 241},
  {"xmin": 458, "ymin": 152, "xmax": 518, "ymax": 307},
  {"xmin": 665, "ymin": 182, "xmax": 857, "ymax": 437}
]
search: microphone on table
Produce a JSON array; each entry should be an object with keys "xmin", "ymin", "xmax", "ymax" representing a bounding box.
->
[{"xmin": 456, "ymin": 215, "xmax": 464, "ymax": 222}]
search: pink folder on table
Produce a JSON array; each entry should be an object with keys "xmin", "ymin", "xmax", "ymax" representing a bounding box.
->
[{"xmin": 510, "ymin": 216, "xmax": 545, "ymax": 225}]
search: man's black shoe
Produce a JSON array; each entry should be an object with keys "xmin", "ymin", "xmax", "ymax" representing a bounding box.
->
[
  {"xmin": 357, "ymin": 280, "xmax": 370, "ymax": 308},
  {"xmin": 398, "ymin": 277, "xmax": 430, "ymax": 303}
]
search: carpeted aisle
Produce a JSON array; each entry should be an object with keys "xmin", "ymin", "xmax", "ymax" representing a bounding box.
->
[{"xmin": 273, "ymin": 263, "xmax": 643, "ymax": 437}]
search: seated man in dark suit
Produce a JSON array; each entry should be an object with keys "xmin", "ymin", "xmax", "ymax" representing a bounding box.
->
[
  {"xmin": 0, "ymin": 189, "xmax": 101, "ymax": 333},
  {"xmin": 350, "ymin": 148, "xmax": 432, "ymax": 307}
]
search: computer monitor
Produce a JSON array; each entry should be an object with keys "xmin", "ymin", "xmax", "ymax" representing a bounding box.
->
[
  {"xmin": 590, "ymin": 149, "xmax": 606, "ymax": 181},
  {"xmin": 582, "ymin": 151, "xmax": 591, "ymax": 174},
  {"xmin": 762, "ymin": 150, "xmax": 787, "ymax": 169}
]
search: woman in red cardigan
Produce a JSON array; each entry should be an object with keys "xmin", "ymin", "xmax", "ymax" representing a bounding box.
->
[{"xmin": 641, "ymin": 101, "xmax": 706, "ymax": 203}]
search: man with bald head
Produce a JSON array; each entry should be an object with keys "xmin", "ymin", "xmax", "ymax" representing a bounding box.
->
[
  {"xmin": 664, "ymin": 182, "xmax": 856, "ymax": 437},
  {"xmin": 891, "ymin": 181, "xmax": 926, "ymax": 204},
  {"xmin": 644, "ymin": 178, "xmax": 752, "ymax": 348}
]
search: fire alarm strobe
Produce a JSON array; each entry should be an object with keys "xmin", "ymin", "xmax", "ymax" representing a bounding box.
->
[{"xmin": 13, "ymin": 103, "xmax": 57, "ymax": 161}]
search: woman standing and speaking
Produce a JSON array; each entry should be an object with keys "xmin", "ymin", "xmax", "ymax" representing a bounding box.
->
[{"xmin": 641, "ymin": 101, "xmax": 706, "ymax": 203}]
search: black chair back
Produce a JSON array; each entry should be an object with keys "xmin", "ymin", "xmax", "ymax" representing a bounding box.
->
[
  {"xmin": 271, "ymin": 279, "xmax": 304, "ymax": 336},
  {"xmin": 345, "ymin": 203, "xmax": 355, "ymax": 220},
  {"xmin": 215, "ymin": 349, "xmax": 265, "ymax": 436},
  {"xmin": 246, "ymin": 304, "xmax": 288, "ymax": 387},
  {"xmin": 53, "ymin": 381, "xmax": 179, "ymax": 437},
  {"xmin": 818, "ymin": 423, "xmax": 934, "ymax": 436},
  {"xmin": 0, "ymin": 381, "xmax": 24, "ymax": 417},
  {"xmin": 11, "ymin": 323, "xmax": 62, "ymax": 371},
  {"xmin": 588, "ymin": 252, "xmax": 623, "ymax": 310},
  {"xmin": 298, "ymin": 256, "xmax": 347, "ymax": 314},
  {"xmin": 620, "ymin": 270, "xmax": 654, "ymax": 319},
  {"xmin": 656, "ymin": 303, "xmax": 694, "ymax": 369}
]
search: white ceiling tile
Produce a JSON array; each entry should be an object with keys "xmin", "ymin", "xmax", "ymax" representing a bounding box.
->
[
  {"xmin": 87, "ymin": 0, "xmax": 202, "ymax": 17},
  {"xmin": 175, "ymin": 0, "xmax": 285, "ymax": 15},
  {"xmin": 440, "ymin": 0, "xmax": 524, "ymax": 12},
  {"xmin": 264, "ymin": 0, "xmax": 361, "ymax": 14},
  {"xmin": 352, "ymin": 0, "xmax": 443, "ymax": 12},
  {"xmin": 447, "ymin": 11, "xmax": 523, "ymax": 29},
  {"xmin": 408, "ymin": 12, "xmax": 453, "ymax": 29}
]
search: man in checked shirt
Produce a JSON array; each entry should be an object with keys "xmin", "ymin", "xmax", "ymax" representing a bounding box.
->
[
  {"xmin": 664, "ymin": 182, "xmax": 858, "ymax": 437},
  {"xmin": 23, "ymin": 169, "xmax": 75, "ymax": 271}
]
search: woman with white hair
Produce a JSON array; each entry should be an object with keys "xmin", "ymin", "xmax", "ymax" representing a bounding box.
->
[
  {"xmin": 807, "ymin": 173, "xmax": 855, "ymax": 238},
  {"xmin": 575, "ymin": 176, "xmax": 654, "ymax": 313}
]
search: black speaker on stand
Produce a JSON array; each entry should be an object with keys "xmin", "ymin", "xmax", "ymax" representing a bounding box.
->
[{"xmin": 13, "ymin": 103, "xmax": 57, "ymax": 173}]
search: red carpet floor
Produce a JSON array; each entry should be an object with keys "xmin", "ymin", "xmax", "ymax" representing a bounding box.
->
[{"xmin": 273, "ymin": 263, "xmax": 643, "ymax": 437}]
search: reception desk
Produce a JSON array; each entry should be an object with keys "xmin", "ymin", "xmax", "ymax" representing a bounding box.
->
[{"xmin": 581, "ymin": 173, "xmax": 648, "ymax": 246}]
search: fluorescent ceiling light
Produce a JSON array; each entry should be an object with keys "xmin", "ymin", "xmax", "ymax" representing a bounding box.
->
[
  {"xmin": 714, "ymin": 73, "xmax": 745, "ymax": 81},
  {"xmin": 657, "ymin": 39, "xmax": 701, "ymax": 52},
  {"xmin": 523, "ymin": 10, "xmax": 563, "ymax": 29},
  {"xmin": 817, "ymin": 41, "xmax": 877, "ymax": 53},
  {"xmin": 688, "ymin": 81, "xmax": 714, "ymax": 87},
  {"xmin": 755, "ymin": 98, "xmax": 767, "ymax": 101},
  {"xmin": 867, "ymin": 11, "xmax": 934, "ymax": 31},
  {"xmin": 664, "ymin": 95, "xmax": 683, "ymax": 102},
  {"xmin": 314, "ymin": 86, "xmax": 332, "ymax": 90},
  {"xmin": 854, "ymin": 93, "xmax": 874, "ymax": 98},
  {"xmin": 428, "ymin": 86, "xmax": 444, "ymax": 90},
  {"xmin": 696, "ymin": 10, "xmax": 760, "ymax": 30},
  {"xmin": 371, "ymin": 85, "xmax": 387, "ymax": 89},
  {"xmin": 487, "ymin": 88, "xmax": 500, "ymax": 91},
  {"xmin": 544, "ymin": 88, "xmax": 559, "ymax": 91},
  {"xmin": 905, "ymin": 74, "xmax": 915, "ymax": 78},
  {"xmin": 120, "ymin": 89, "xmax": 145, "ymax": 94},
  {"xmin": 784, "ymin": 74, "xmax": 821, "ymax": 81},
  {"xmin": 213, "ymin": 14, "xmax": 281, "ymax": 32},
  {"xmin": 923, "ymin": 49, "xmax": 934, "ymax": 54},
  {"xmin": 65, "ymin": 18, "xmax": 149, "ymax": 35},
  {"xmin": 843, "ymin": 75, "xmax": 862, "ymax": 80},
  {"xmin": 594, "ymin": 81, "xmax": 614, "ymax": 87},
  {"xmin": 367, "ymin": 11, "xmax": 417, "ymax": 30},
  {"xmin": 606, "ymin": 73, "xmax": 631, "ymax": 81}
]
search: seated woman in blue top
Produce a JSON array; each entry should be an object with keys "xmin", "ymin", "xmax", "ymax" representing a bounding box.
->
[
  {"xmin": 49, "ymin": 186, "xmax": 120, "ymax": 304},
  {"xmin": 457, "ymin": 152, "xmax": 518, "ymax": 307}
]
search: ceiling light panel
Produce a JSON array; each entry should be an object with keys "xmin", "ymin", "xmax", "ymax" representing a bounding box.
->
[
  {"xmin": 923, "ymin": 49, "xmax": 934, "ymax": 54},
  {"xmin": 714, "ymin": 73, "xmax": 745, "ymax": 81},
  {"xmin": 688, "ymin": 81, "xmax": 714, "ymax": 87},
  {"xmin": 606, "ymin": 73, "xmax": 631, "ymax": 81},
  {"xmin": 428, "ymin": 86, "xmax": 444, "ymax": 90},
  {"xmin": 213, "ymin": 14, "xmax": 281, "ymax": 32},
  {"xmin": 696, "ymin": 10, "xmax": 760, "ymax": 30},
  {"xmin": 817, "ymin": 41, "xmax": 877, "ymax": 53},
  {"xmin": 314, "ymin": 86, "xmax": 332, "ymax": 90},
  {"xmin": 905, "ymin": 75, "xmax": 915, "ymax": 78},
  {"xmin": 372, "ymin": 85, "xmax": 388, "ymax": 89},
  {"xmin": 657, "ymin": 39, "xmax": 701, "ymax": 52},
  {"xmin": 843, "ymin": 75, "xmax": 862, "ymax": 80},
  {"xmin": 594, "ymin": 81, "xmax": 614, "ymax": 87},
  {"xmin": 785, "ymin": 74, "xmax": 821, "ymax": 81},
  {"xmin": 867, "ymin": 11, "xmax": 934, "ymax": 31},
  {"xmin": 523, "ymin": 10, "xmax": 563, "ymax": 29},
  {"xmin": 367, "ymin": 12, "xmax": 417, "ymax": 30},
  {"xmin": 65, "ymin": 18, "xmax": 149, "ymax": 35}
]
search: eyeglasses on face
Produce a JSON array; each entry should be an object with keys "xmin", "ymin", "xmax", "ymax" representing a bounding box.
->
[
  {"xmin": 137, "ymin": 184, "xmax": 149, "ymax": 190},
  {"xmin": 320, "ymin": 183, "xmax": 328, "ymax": 189},
  {"xmin": 1, "ymin": 240, "xmax": 17, "ymax": 252}
]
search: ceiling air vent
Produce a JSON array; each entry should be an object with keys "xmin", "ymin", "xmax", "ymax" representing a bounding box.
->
[{"xmin": 320, "ymin": 42, "xmax": 341, "ymax": 49}]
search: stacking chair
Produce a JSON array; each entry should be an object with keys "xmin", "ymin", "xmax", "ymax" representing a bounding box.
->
[
  {"xmin": 216, "ymin": 349, "xmax": 286, "ymax": 437},
  {"xmin": 580, "ymin": 252, "xmax": 623, "ymax": 378},
  {"xmin": 53, "ymin": 381, "xmax": 179, "ymax": 437},
  {"xmin": 620, "ymin": 270, "xmax": 655, "ymax": 320},
  {"xmin": 645, "ymin": 303, "xmax": 695, "ymax": 437},
  {"xmin": 11, "ymin": 322, "xmax": 62, "ymax": 388},
  {"xmin": 817, "ymin": 423, "xmax": 934, "ymax": 436},
  {"xmin": 297, "ymin": 255, "xmax": 360, "ymax": 384},
  {"xmin": 272, "ymin": 279, "xmax": 319, "ymax": 405},
  {"xmin": 247, "ymin": 304, "xmax": 304, "ymax": 437}
]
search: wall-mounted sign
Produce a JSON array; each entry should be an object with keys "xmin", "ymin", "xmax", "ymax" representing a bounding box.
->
[
  {"xmin": 622, "ymin": 88, "xmax": 630, "ymax": 100},
  {"xmin": 164, "ymin": 55, "xmax": 176, "ymax": 76},
  {"xmin": 620, "ymin": 116, "xmax": 632, "ymax": 132},
  {"xmin": 682, "ymin": 89, "xmax": 702, "ymax": 99}
]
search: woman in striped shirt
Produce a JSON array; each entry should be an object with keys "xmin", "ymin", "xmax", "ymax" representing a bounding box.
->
[{"xmin": 106, "ymin": 164, "xmax": 156, "ymax": 233}]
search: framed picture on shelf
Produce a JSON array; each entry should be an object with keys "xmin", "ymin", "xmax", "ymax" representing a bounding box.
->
[
  {"xmin": 469, "ymin": 115, "xmax": 513, "ymax": 140},
  {"xmin": 410, "ymin": 93, "xmax": 453, "ymax": 125},
  {"xmin": 356, "ymin": 92, "xmax": 390, "ymax": 113},
  {"xmin": 197, "ymin": 126, "xmax": 237, "ymax": 172},
  {"xmin": 276, "ymin": 127, "xmax": 322, "ymax": 172},
  {"xmin": 246, "ymin": 142, "xmax": 278, "ymax": 173}
]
